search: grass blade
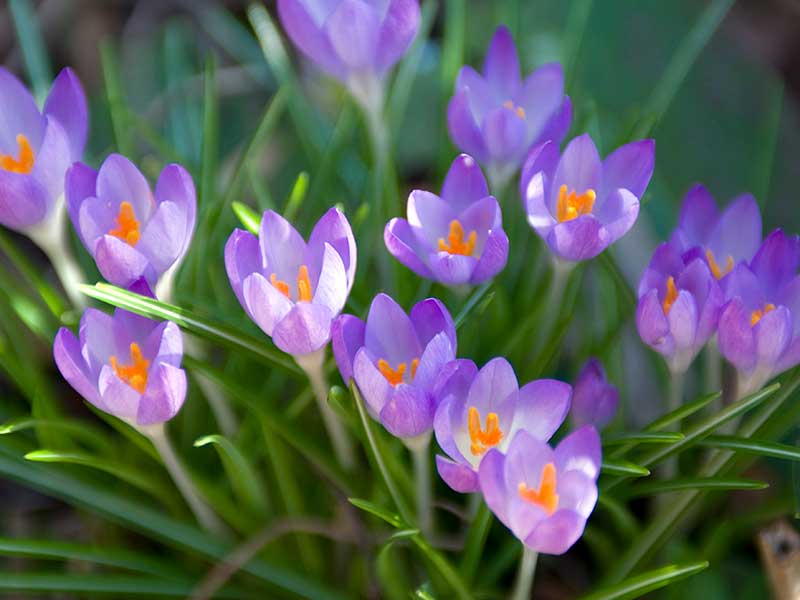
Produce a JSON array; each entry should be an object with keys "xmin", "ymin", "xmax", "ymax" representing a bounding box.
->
[
  {"xmin": 602, "ymin": 432, "xmax": 684, "ymax": 446},
  {"xmin": 232, "ymin": 201, "xmax": 261, "ymax": 235},
  {"xmin": 698, "ymin": 435, "xmax": 800, "ymax": 461},
  {"xmin": 601, "ymin": 459, "xmax": 650, "ymax": 478},
  {"xmin": 9, "ymin": 0, "xmax": 52, "ymax": 102},
  {"xmin": 624, "ymin": 476, "xmax": 768, "ymax": 499},
  {"xmin": 582, "ymin": 561, "xmax": 708, "ymax": 600},
  {"xmin": 194, "ymin": 434, "xmax": 267, "ymax": 514}
]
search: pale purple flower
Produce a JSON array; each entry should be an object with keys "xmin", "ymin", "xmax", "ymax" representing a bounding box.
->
[
  {"xmin": 521, "ymin": 134, "xmax": 655, "ymax": 261},
  {"xmin": 571, "ymin": 358, "xmax": 618, "ymax": 429},
  {"xmin": 433, "ymin": 357, "xmax": 571, "ymax": 493},
  {"xmin": 226, "ymin": 208, "xmax": 356, "ymax": 357},
  {"xmin": 479, "ymin": 426, "xmax": 601, "ymax": 555},
  {"xmin": 384, "ymin": 154, "xmax": 508, "ymax": 286}
]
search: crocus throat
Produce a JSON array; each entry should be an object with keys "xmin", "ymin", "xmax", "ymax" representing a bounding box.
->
[
  {"xmin": 438, "ymin": 220, "xmax": 477, "ymax": 256},
  {"xmin": 108, "ymin": 202, "xmax": 141, "ymax": 246},
  {"xmin": 110, "ymin": 342, "xmax": 150, "ymax": 394},
  {"xmin": 378, "ymin": 358, "xmax": 419, "ymax": 386},
  {"xmin": 502, "ymin": 100, "xmax": 526, "ymax": 120},
  {"xmin": 0, "ymin": 134, "xmax": 35, "ymax": 174},
  {"xmin": 662, "ymin": 276, "xmax": 678, "ymax": 315},
  {"xmin": 705, "ymin": 248, "xmax": 734, "ymax": 280},
  {"xmin": 270, "ymin": 265, "xmax": 313, "ymax": 302},
  {"xmin": 556, "ymin": 184, "xmax": 596, "ymax": 222},
  {"xmin": 750, "ymin": 303, "xmax": 776, "ymax": 327},
  {"xmin": 468, "ymin": 406, "xmax": 503, "ymax": 456},
  {"xmin": 518, "ymin": 462, "xmax": 559, "ymax": 516}
]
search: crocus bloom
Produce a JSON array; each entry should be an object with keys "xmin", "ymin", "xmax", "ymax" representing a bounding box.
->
[
  {"xmin": 384, "ymin": 154, "xmax": 508, "ymax": 286},
  {"xmin": 479, "ymin": 426, "xmax": 601, "ymax": 555},
  {"xmin": 53, "ymin": 305, "xmax": 187, "ymax": 427},
  {"xmin": 331, "ymin": 293, "xmax": 456, "ymax": 440},
  {"xmin": 521, "ymin": 134, "xmax": 655, "ymax": 262},
  {"xmin": 670, "ymin": 184, "xmax": 761, "ymax": 282},
  {"xmin": 433, "ymin": 357, "xmax": 571, "ymax": 493},
  {"xmin": 65, "ymin": 154, "xmax": 196, "ymax": 290},
  {"xmin": 637, "ymin": 242, "xmax": 723, "ymax": 373},
  {"xmin": 226, "ymin": 208, "xmax": 356, "ymax": 357},
  {"xmin": 0, "ymin": 67, "xmax": 87, "ymax": 232},
  {"xmin": 718, "ymin": 229, "xmax": 800, "ymax": 393},
  {"xmin": 571, "ymin": 358, "xmax": 619, "ymax": 429},
  {"xmin": 447, "ymin": 26, "xmax": 571, "ymax": 186}
]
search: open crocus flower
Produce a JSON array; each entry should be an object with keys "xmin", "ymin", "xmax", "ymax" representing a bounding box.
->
[
  {"xmin": 670, "ymin": 184, "xmax": 761, "ymax": 282},
  {"xmin": 447, "ymin": 26, "xmax": 571, "ymax": 187},
  {"xmin": 637, "ymin": 241, "xmax": 723, "ymax": 374},
  {"xmin": 226, "ymin": 208, "xmax": 356, "ymax": 357},
  {"xmin": 433, "ymin": 357, "xmax": 571, "ymax": 493},
  {"xmin": 718, "ymin": 230, "xmax": 800, "ymax": 394},
  {"xmin": 331, "ymin": 294, "xmax": 456, "ymax": 440},
  {"xmin": 479, "ymin": 426, "xmax": 601, "ymax": 555},
  {"xmin": 0, "ymin": 67, "xmax": 87, "ymax": 232},
  {"xmin": 571, "ymin": 358, "xmax": 619, "ymax": 429},
  {"xmin": 384, "ymin": 154, "xmax": 508, "ymax": 286},
  {"xmin": 521, "ymin": 134, "xmax": 655, "ymax": 262},
  {"xmin": 66, "ymin": 154, "xmax": 196, "ymax": 291},
  {"xmin": 53, "ymin": 305, "xmax": 186, "ymax": 428}
]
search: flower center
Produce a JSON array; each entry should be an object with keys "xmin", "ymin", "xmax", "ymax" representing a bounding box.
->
[
  {"xmin": 377, "ymin": 358, "xmax": 419, "ymax": 386},
  {"xmin": 438, "ymin": 220, "xmax": 477, "ymax": 256},
  {"xmin": 518, "ymin": 462, "xmax": 559, "ymax": 516},
  {"xmin": 0, "ymin": 134, "xmax": 35, "ymax": 174},
  {"xmin": 662, "ymin": 276, "xmax": 679, "ymax": 315},
  {"xmin": 750, "ymin": 303, "xmax": 776, "ymax": 327},
  {"xmin": 270, "ymin": 265, "xmax": 313, "ymax": 302},
  {"xmin": 502, "ymin": 100, "xmax": 526, "ymax": 120},
  {"xmin": 110, "ymin": 342, "xmax": 150, "ymax": 394},
  {"xmin": 468, "ymin": 406, "xmax": 503, "ymax": 456},
  {"xmin": 705, "ymin": 248, "xmax": 734, "ymax": 280},
  {"xmin": 108, "ymin": 201, "xmax": 141, "ymax": 246},
  {"xmin": 556, "ymin": 184, "xmax": 596, "ymax": 222}
]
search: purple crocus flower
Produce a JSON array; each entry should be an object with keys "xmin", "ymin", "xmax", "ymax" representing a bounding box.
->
[
  {"xmin": 447, "ymin": 26, "xmax": 571, "ymax": 187},
  {"xmin": 670, "ymin": 184, "xmax": 761, "ymax": 282},
  {"xmin": 384, "ymin": 154, "xmax": 509, "ymax": 286},
  {"xmin": 433, "ymin": 357, "xmax": 571, "ymax": 493},
  {"xmin": 53, "ymin": 305, "xmax": 186, "ymax": 427},
  {"xmin": 0, "ymin": 67, "xmax": 87, "ymax": 232},
  {"xmin": 479, "ymin": 426, "xmax": 600, "ymax": 555},
  {"xmin": 521, "ymin": 134, "xmax": 655, "ymax": 262},
  {"xmin": 331, "ymin": 293, "xmax": 456, "ymax": 440},
  {"xmin": 226, "ymin": 208, "xmax": 356, "ymax": 357},
  {"xmin": 637, "ymin": 241, "xmax": 723, "ymax": 374},
  {"xmin": 718, "ymin": 230, "xmax": 800, "ymax": 394},
  {"xmin": 65, "ymin": 154, "xmax": 196, "ymax": 291},
  {"xmin": 571, "ymin": 358, "xmax": 619, "ymax": 429}
]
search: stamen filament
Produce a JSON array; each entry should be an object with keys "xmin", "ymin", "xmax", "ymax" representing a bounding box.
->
[
  {"xmin": 750, "ymin": 303, "xmax": 776, "ymax": 327},
  {"xmin": 556, "ymin": 184, "xmax": 596, "ymax": 222},
  {"xmin": 0, "ymin": 134, "xmax": 35, "ymax": 174},
  {"xmin": 270, "ymin": 264, "xmax": 313, "ymax": 302},
  {"xmin": 438, "ymin": 220, "xmax": 477, "ymax": 256},
  {"xmin": 705, "ymin": 248, "xmax": 734, "ymax": 280},
  {"xmin": 468, "ymin": 406, "xmax": 503, "ymax": 456},
  {"xmin": 662, "ymin": 276, "xmax": 679, "ymax": 315}
]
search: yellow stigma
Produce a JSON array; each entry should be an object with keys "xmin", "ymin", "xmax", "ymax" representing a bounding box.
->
[
  {"xmin": 110, "ymin": 342, "xmax": 150, "ymax": 394},
  {"xmin": 705, "ymin": 248, "xmax": 734, "ymax": 280},
  {"xmin": 663, "ymin": 276, "xmax": 679, "ymax": 315},
  {"xmin": 108, "ymin": 201, "xmax": 141, "ymax": 246},
  {"xmin": 468, "ymin": 406, "xmax": 503, "ymax": 456},
  {"xmin": 270, "ymin": 264, "xmax": 313, "ymax": 302},
  {"xmin": 438, "ymin": 220, "xmax": 477, "ymax": 256},
  {"xmin": 750, "ymin": 303, "xmax": 776, "ymax": 327},
  {"xmin": 0, "ymin": 134, "xmax": 35, "ymax": 174},
  {"xmin": 556, "ymin": 184, "xmax": 596, "ymax": 222},
  {"xmin": 518, "ymin": 462, "xmax": 559, "ymax": 516},
  {"xmin": 377, "ymin": 358, "xmax": 419, "ymax": 387},
  {"xmin": 502, "ymin": 100, "xmax": 526, "ymax": 119}
]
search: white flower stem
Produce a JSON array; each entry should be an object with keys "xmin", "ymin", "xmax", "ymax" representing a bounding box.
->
[
  {"xmin": 511, "ymin": 546, "xmax": 538, "ymax": 600},
  {"xmin": 406, "ymin": 434, "xmax": 433, "ymax": 537}
]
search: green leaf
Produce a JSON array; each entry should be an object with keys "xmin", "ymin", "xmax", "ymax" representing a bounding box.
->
[
  {"xmin": 601, "ymin": 459, "xmax": 650, "ymax": 478},
  {"xmin": 581, "ymin": 561, "xmax": 709, "ymax": 600},
  {"xmin": 698, "ymin": 435, "xmax": 800, "ymax": 461},
  {"xmin": 200, "ymin": 53, "xmax": 220, "ymax": 228},
  {"xmin": 0, "ymin": 418, "xmax": 114, "ymax": 455},
  {"xmin": 100, "ymin": 41, "xmax": 134, "ymax": 157},
  {"xmin": 603, "ymin": 432, "xmax": 684, "ymax": 446},
  {"xmin": 643, "ymin": 391, "xmax": 721, "ymax": 432},
  {"xmin": 349, "ymin": 498, "xmax": 407, "ymax": 529},
  {"xmin": 624, "ymin": 477, "xmax": 768, "ymax": 499},
  {"xmin": 459, "ymin": 501, "xmax": 492, "ymax": 583},
  {"xmin": 9, "ymin": 0, "xmax": 53, "ymax": 102},
  {"xmin": 232, "ymin": 201, "xmax": 261, "ymax": 235},
  {"xmin": 454, "ymin": 283, "xmax": 494, "ymax": 330},
  {"xmin": 194, "ymin": 434, "xmax": 267, "ymax": 514},
  {"xmin": 283, "ymin": 171, "xmax": 310, "ymax": 221},
  {"xmin": 411, "ymin": 535, "xmax": 473, "ymax": 600}
]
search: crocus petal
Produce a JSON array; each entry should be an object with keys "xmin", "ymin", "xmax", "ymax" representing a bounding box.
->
[
  {"xmin": 331, "ymin": 314, "xmax": 365, "ymax": 383},
  {"xmin": 549, "ymin": 216, "xmax": 607, "ymax": 261},
  {"xmin": 324, "ymin": 0, "xmax": 381, "ymax": 70},
  {"xmin": 482, "ymin": 106, "xmax": 528, "ymax": 164},
  {"xmin": 436, "ymin": 455, "xmax": 480, "ymax": 493},
  {"xmin": 708, "ymin": 193, "xmax": 761, "ymax": 263},
  {"xmin": 522, "ymin": 141, "xmax": 560, "ymax": 235},
  {"xmin": 380, "ymin": 384, "xmax": 434, "ymax": 438},
  {"xmin": 754, "ymin": 306, "xmax": 792, "ymax": 366},
  {"xmin": 600, "ymin": 139, "xmax": 655, "ymax": 199},
  {"xmin": 30, "ymin": 116, "xmax": 72, "ymax": 213},
  {"xmin": 65, "ymin": 162, "xmax": 98, "ymax": 245},
  {"xmin": 750, "ymin": 230, "xmax": 800, "ymax": 298},
  {"xmin": 259, "ymin": 210, "xmax": 306, "ymax": 281},
  {"xmin": 428, "ymin": 252, "xmax": 477, "ymax": 286},
  {"xmin": 409, "ymin": 298, "xmax": 456, "ymax": 351},
  {"xmin": 433, "ymin": 389, "xmax": 467, "ymax": 463},
  {"xmin": 572, "ymin": 358, "xmax": 619, "ymax": 429},
  {"xmin": 470, "ymin": 228, "xmax": 509, "ymax": 284},
  {"xmin": 138, "ymin": 201, "xmax": 185, "ymax": 274},
  {"xmin": 557, "ymin": 470, "xmax": 598, "ymax": 517},
  {"xmin": 375, "ymin": 0, "xmax": 420, "ymax": 73},
  {"xmin": 517, "ymin": 63, "xmax": 564, "ymax": 142},
  {"xmin": 365, "ymin": 293, "xmax": 422, "ymax": 364},
  {"xmin": 456, "ymin": 66, "xmax": 494, "ymax": 122},
  {"xmin": 96, "ymin": 154, "xmax": 155, "ymax": 224},
  {"xmin": 53, "ymin": 328, "xmax": 102, "ymax": 407},
  {"xmin": 672, "ymin": 184, "xmax": 718, "ymax": 250},
  {"xmin": 149, "ymin": 321, "xmax": 183, "ymax": 367},
  {"xmin": 477, "ymin": 448, "xmax": 510, "ymax": 523},
  {"xmin": 225, "ymin": 229, "xmax": 263, "ymax": 308},
  {"xmin": 412, "ymin": 332, "xmax": 455, "ymax": 392},
  {"xmin": 447, "ymin": 89, "xmax": 488, "ymax": 163},
  {"xmin": 554, "ymin": 425, "xmax": 601, "ymax": 480},
  {"xmin": 722, "ymin": 263, "xmax": 765, "ymax": 309},
  {"xmin": 98, "ymin": 365, "xmax": 140, "ymax": 421},
  {"xmin": 636, "ymin": 289, "xmax": 671, "ymax": 348},
  {"xmin": 509, "ymin": 379, "xmax": 571, "ymax": 442},
  {"xmin": 407, "ymin": 189, "xmax": 455, "ymax": 248},
  {"xmin": 596, "ymin": 189, "xmax": 639, "ymax": 243},
  {"xmin": 441, "ymin": 154, "xmax": 489, "ymax": 212},
  {"xmin": 459, "ymin": 195, "xmax": 502, "ymax": 238},
  {"xmin": 467, "ymin": 357, "xmax": 518, "ymax": 415},
  {"xmin": 550, "ymin": 134, "xmax": 602, "ymax": 207},
  {"xmin": 79, "ymin": 308, "xmax": 118, "ymax": 374},
  {"xmin": 0, "ymin": 67, "xmax": 44, "ymax": 150},
  {"xmin": 242, "ymin": 272, "xmax": 293, "ymax": 337},
  {"xmin": 312, "ymin": 242, "xmax": 348, "ymax": 315},
  {"xmin": 0, "ymin": 170, "xmax": 48, "ymax": 230},
  {"xmin": 482, "ymin": 26, "xmax": 520, "ymax": 98},
  {"xmin": 95, "ymin": 235, "xmax": 152, "ymax": 288},
  {"xmin": 272, "ymin": 302, "xmax": 334, "ymax": 356},
  {"xmin": 384, "ymin": 217, "xmax": 433, "ymax": 278},
  {"xmin": 524, "ymin": 510, "xmax": 585, "ymax": 555},
  {"xmin": 667, "ymin": 290, "xmax": 698, "ymax": 353},
  {"xmin": 432, "ymin": 358, "xmax": 478, "ymax": 407},
  {"xmin": 42, "ymin": 67, "xmax": 88, "ymax": 160},
  {"xmin": 718, "ymin": 298, "xmax": 757, "ymax": 372},
  {"xmin": 307, "ymin": 207, "xmax": 356, "ymax": 289},
  {"xmin": 277, "ymin": 0, "xmax": 345, "ymax": 78},
  {"xmin": 154, "ymin": 163, "xmax": 196, "ymax": 257},
  {"xmin": 137, "ymin": 363, "xmax": 187, "ymax": 426},
  {"xmin": 536, "ymin": 96, "xmax": 572, "ymax": 146},
  {"xmin": 354, "ymin": 347, "xmax": 393, "ymax": 416}
]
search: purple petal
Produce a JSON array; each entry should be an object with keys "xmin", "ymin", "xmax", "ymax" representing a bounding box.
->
[
  {"xmin": 95, "ymin": 235, "xmax": 152, "ymax": 288},
  {"xmin": 600, "ymin": 139, "xmax": 655, "ymax": 199},
  {"xmin": 509, "ymin": 379, "xmax": 571, "ymax": 442},
  {"xmin": 750, "ymin": 229, "xmax": 800, "ymax": 298},
  {"xmin": 311, "ymin": 242, "xmax": 348, "ymax": 316},
  {"xmin": 548, "ymin": 216, "xmax": 608, "ymax": 261},
  {"xmin": 331, "ymin": 314, "xmax": 365, "ymax": 383},
  {"xmin": 482, "ymin": 26, "xmax": 520, "ymax": 99},
  {"xmin": 375, "ymin": 0, "xmax": 420, "ymax": 73},
  {"xmin": 428, "ymin": 252, "xmax": 477, "ymax": 286},
  {"xmin": 536, "ymin": 96, "xmax": 572, "ymax": 146},
  {"xmin": 30, "ymin": 116, "xmax": 71, "ymax": 213},
  {"xmin": 467, "ymin": 357, "xmax": 518, "ymax": 416},
  {"xmin": 354, "ymin": 347, "xmax": 393, "ymax": 416},
  {"xmin": 718, "ymin": 298, "xmax": 757, "ymax": 372},
  {"xmin": 225, "ymin": 229, "xmax": 263, "ymax": 308},
  {"xmin": 138, "ymin": 201, "xmax": 186, "ymax": 274},
  {"xmin": 455, "ymin": 66, "xmax": 494, "ymax": 125},
  {"xmin": 384, "ymin": 217, "xmax": 433, "ymax": 278},
  {"xmin": 0, "ymin": 170, "xmax": 48, "ymax": 230},
  {"xmin": 708, "ymin": 193, "xmax": 761, "ymax": 264},
  {"xmin": 154, "ymin": 164, "xmax": 196, "ymax": 258},
  {"xmin": 667, "ymin": 290, "xmax": 698, "ymax": 353},
  {"xmin": 307, "ymin": 207, "xmax": 356, "ymax": 289},
  {"xmin": 459, "ymin": 195, "xmax": 502, "ymax": 237},
  {"xmin": 96, "ymin": 154, "xmax": 155, "ymax": 224},
  {"xmin": 636, "ymin": 288, "xmax": 671, "ymax": 349},
  {"xmin": 572, "ymin": 359, "xmax": 618, "ymax": 429},
  {"xmin": 524, "ymin": 510, "xmax": 586, "ymax": 555},
  {"xmin": 137, "ymin": 363, "xmax": 186, "ymax": 426},
  {"xmin": 433, "ymin": 390, "xmax": 468, "ymax": 463},
  {"xmin": 412, "ymin": 332, "xmax": 455, "ymax": 392},
  {"xmin": 722, "ymin": 263, "xmax": 765, "ymax": 308},
  {"xmin": 53, "ymin": 327, "xmax": 101, "ymax": 407},
  {"xmin": 481, "ymin": 106, "xmax": 528, "ymax": 164},
  {"xmin": 550, "ymin": 134, "xmax": 602, "ymax": 207},
  {"xmin": 447, "ymin": 89, "xmax": 488, "ymax": 163},
  {"xmin": 0, "ymin": 67, "xmax": 44, "ymax": 150},
  {"xmin": 65, "ymin": 162, "xmax": 98, "ymax": 246},
  {"xmin": 554, "ymin": 425, "xmax": 601, "ymax": 480},
  {"xmin": 596, "ymin": 188, "xmax": 639, "ymax": 243},
  {"xmin": 477, "ymin": 448, "xmax": 510, "ymax": 524},
  {"xmin": 365, "ymin": 293, "xmax": 422, "ymax": 364},
  {"xmin": 754, "ymin": 306, "xmax": 792, "ymax": 366},
  {"xmin": 259, "ymin": 210, "xmax": 306, "ymax": 282},
  {"xmin": 277, "ymin": 0, "xmax": 345, "ymax": 78},
  {"xmin": 98, "ymin": 364, "xmax": 140, "ymax": 421},
  {"xmin": 522, "ymin": 140, "xmax": 560, "ymax": 235},
  {"xmin": 79, "ymin": 308, "xmax": 118, "ymax": 374},
  {"xmin": 436, "ymin": 455, "xmax": 480, "ymax": 493},
  {"xmin": 471, "ymin": 228, "xmax": 509, "ymax": 284},
  {"xmin": 517, "ymin": 63, "xmax": 564, "ymax": 143},
  {"xmin": 407, "ymin": 189, "xmax": 455, "ymax": 248},
  {"xmin": 272, "ymin": 302, "xmax": 334, "ymax": 356},
  {"xmin": 409, "ymin": 298, "xmax": 456, "ymax": 351},
  {"xmin": 672, "ymin": 184, "xmax": 719, "ymax": 250},
  {"xmin": 150, "ymin": 321, "xmax": 184, "ymax": 367},
  {"xmin": 43, "ymin": 67, "xmax": 88, "ymax": 161},
  {"xmin": 380, "ymin": 384, "xmax": 434, "ymax": 438},
  {"xmin": 441, "ymin": 154, "xmax": 489, "ymax": 212},
  {"xmin": 324, "ymin": 0, "xmax": 381, "ymax": 70},
  {"xmin": 432, "ymin": 358, "xmax": 477, "ymax": 406},
  {"xmin": 242, "ymin": 272, "xmax": 294, "ymax": 338}
]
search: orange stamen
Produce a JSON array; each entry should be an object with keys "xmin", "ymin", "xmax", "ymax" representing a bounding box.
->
[
  {"xmin": 438, "ymin": 220, "xmax": 477, "ymax": 256},
  {"xmin": 518, "ymin": 462, "xmax": 559, "ymax": 515},
  {"xmin": 108, "ymin": 201, "xmax": 141, "ymax": 246},
  {"xmin": 110, "ymin": 342, "xmax": 150, "ymax": 394},
  {"xmin": 0, "ymin": 134, "xmax": 35, "ymax": 174},
  {"xmin": 662, "ymin": 276, "xmax": 679, "ymax": 315},
  {"xmin": 270, "ymin": 264, "xmax": 313, "ymax": 302},
  {"xmin": 468, "ymin": 406, "xmax": 503, "ymax": 456},
  {"xmin": 705, "ymin": 248, "xmax": 734, "ymax": 280},
  {"xmin": 270, "ymin": 273, "xmax": 290, "ymax": 298},
  {"xmin": 378, "ymin": 359, "xmax": 407, "ymax": 386},
  {"xmin": 502, "ymin": 100, "xmax": 526, "ymax": 119},
  {"xmin": 750, "ymin": 303, "xmax": 776, "ymax": 327},
  {"xmin": 556, "ymin": 184, "xmax": 596, "ymax": 222}
]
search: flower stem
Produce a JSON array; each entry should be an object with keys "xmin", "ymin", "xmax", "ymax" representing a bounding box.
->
[
  {"xmin": 408, "ymin": 435, "xmax": 432, "ymax": 537},
  {"xmin": 510, "ymin": 545, "xmax": 538, "ymax": 600},
  {"xmin": 663, "ymin": 370, "xmax": 685, "ymax": 480}
]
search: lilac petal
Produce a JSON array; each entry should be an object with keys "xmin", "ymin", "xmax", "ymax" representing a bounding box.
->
[
  {"xmin": 98, "ymin": 364, "xmax": 140, "ymax": 421},
  {"xmin": 80, "ymin": 308, "xmax": 118, "ymax": 373},
  {"xmin": 242, "ymin": 272, "xmax": 294, "ymax": 337},
  {"xmin": 459, "ymin": 195, "xmax": 501, "ymax": 237},
  {"xmin": 78, "ymin": 195, "xmax": 117, "ymax": 254},
  {"xmin": 455, "ymin": 66, "xmax": 494, "ymax": 124},
  {"xmin": 637, "ymin": 242, "xmax": 684, "ymax": 297},
  {"xmin": 380, "ymin": 384, "xmax": 434, "ymax": 438},
  {"xmin": 384, "ymin": 218, "xmax": 433, "ymax": 279},
  {"xmin": 154, "ymin": 164, "xmax": 196, "ymax": 257},
  {"xmin": 596, "ymin": 189, "xmax": 639, "ymax": 243},
  {"xmin": 777, "ymin": 338, "xmax": 800, "ymax": 374},
  {"xmin": 412, "ymin": 332, "xmax": 455, "ymax": 392},
  {"xmin": 53, "ymin": 328, "xmax": 101, "ymax": 407},
  {"xmin": 549, "ymin": 216, "xmax": 607, "ymax": 261},
  {"xmin": 312, "ymin": 242, "xmax": 348, "ymax": 316},
  {"xmin": 354, "ymin": 347, "xmax": 393, "ymax": 416},
  {"xmin": 722, "ymin": 263, "xmax": 764, "ymax": 308},
  {"xmin": 375, "ymin": 0, "xmax": 420, "ymax": 73},
  {"xmin": 718, "ymin": 298, "xmax": 757, "ymax": 372},
  {"xmin": 115, "ymin": 309, "xmax": 158, "ymax": 353},
  {"xmin": 471, "ymin": 228, "xmax": 509, "ymax": 284},
  {"xmin": 138, "ymin": 201, "xmax": 185, "ymax": 274},
  {"xmin": 272, "ymin": 302, "xmax": 334, "ymax": 356},
  {"xmin": 509, "ymin": 379, "xmax": 571, "ymax": 442},
  {"xmin": 331, "ymin": 314, "xmax": 365, "ymax": 383},
  {"xmin": 407, "ymin": 190, "xmax": 455, "ymax": 248},
  {"xmin": 637, "ymin": 289, "xmax": 671, "ymax": 348},
  {"xmin": 137, "ymin": 363, "xmax": 186, "ymax": 426},
  {"xmin": 572, "ymin": 359, "xmax": 619, "ymax": 429},
  {"xmin": 365, "ymin": 293, "xmax": 422, "ymax": 364},
  {"xmin": 557, "ymin": 470, "xmax": 598, "ymax": 517},
  {"xmin": 750, "ymin": 230, "xmax": 800, "ymax": 298},
  {"xmin": 436, "ymin": 455, "xmax": 479, "ymax": 493},
  {"xmin": 225, "ymin": 229, "xmax": 262, "ymax": 308},
  {"xmin": 447, "ymin": 89, "xmax": 488, "ymax": 163},
  {"xmin": 554, "ymin": 425, "xmax": 601, "ymax": 480},
  {"xmin": 433, "ymin": 390, "xmax": 467, "ymax": 462},
  {"xmin": 481, "ymin": 106, "xmax": 528, "ymax": 164},
  {"xmin": 0, "ymin": 170, "xmax": 48, "ymax": 230},
  {"xmin": 550, "ymin": 134, "xmax": 602, "ymax": 207},
  {"xmin": 522, "ymin": 141, "xmax": 560, "ymax": 234},
  {"xmin": 673, "ymin": 184, "xmax": 719, "ymax": 250},
  {"xmin": 409, "ymin": 298, "xmax": 456, "ymax": 351},
  {"xmin": 65, "ymin": 162, "xmax": 98, "ymax": 245},
  {"xmin": 477, "ymin": 448, "xmax": 510, "ymax": 524},
  {"xmin": 277, "ymin": 0, "xmax": 345, "ymax": 78},
  {"xmin": 708, "ymin": 193, "xmax": 761, "ymax": 263},
  {"xmin": 482, "ymin": 26, "xmax": 520, "ymax": 99},
  {"xmin": 43, "ymin": 67, "xmax": 88, "ymax": 160},
  {"xmin": 600, "ymin": 139, "xmax": 655, "ymax": 199},
  {"xmin": 428, "ymin": 252, "xmax": 477, "ymax": 286},
  {"xmin": 504, "ymin": 431, "xmax": 555, "ymax": 506},
  {"xmin": 307, "ymin": 207, "xmax": 356, "ymax": 289},
  {"xmin": 151, "ymin": 321, "xmax": 183, "ymax": 367},
  {"xmin": 259, "ymin": 210, "xmax": 306, "ymax": 282},
  {"xmin": 0, "ymin": 67, "xmax": 44, "ymax": 150},
  {"xmin": 754, "ymin": 306, "xmax": 792, "ymax": 366},
  {"xmin": 324, "ymin": 0, "xmax": 381, "ymax": 70},
  {"xmin": 667, "ymin": 290, "xmax": 698, "ymax": 352},
  {"xmin": 441, "ymin": 154, "xmax": 489, "ymax": 212},
  {"xmin": 30, "ymin": 116, "xmax": 72, "ymax": 213},
  {"xmin": 95, "ymin": 235, "xmax": 152, "ymax": 288},
  {"xmin": 517, "ymin": 63, "xmax": 564, "ymax": 142},
  {"xmin": 536, "ymin": 96, "xmax": 572, "ymax": 146},
  {"xmin": 524, "ymin": 510, "xmax": 585, "ymax": 555},
  {"xmin": 467, "ymin": 357, "xmax": 518, "ymax": 416},
  {"xmin": 96, "ymin": 154, "xmax": 155, "ymax": 224},
  {"xmin": 432, "ymin": 358, "xmax": 478, "ymax": 406}
]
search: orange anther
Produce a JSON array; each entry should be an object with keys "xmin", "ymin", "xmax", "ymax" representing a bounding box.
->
[
  {"xmin": 108, "ymin": 201, "xmax": 141, "ymax": 246},
  {"xmin": 705, "ymin": 248, "xmax": 734, "ymax": 280},
  {"xmin": 750, "ymin": 303, "xmax": 776, "ymax": 327},
  {"xmin": 110, "ymin": 342, "xmax": 150, "ymax": 394},
  {"xmin": 518, "ymin": 462, "xmax": 559, "ymax": 515},
  {"xmin": 662, "ymin": 276, "xmax": 679, "ymax": 315},
  {"xmin": 438, "ymin": 220, "xmax": 477, "ymax": 256},
  {"xmin": 468, "ymin": 406, "xmax": 503, "ymax": 456},
  {"xmin": 0, "ymin": 134, "xmax": 35, "ymax": 174},
  {"xmin": 556, "ymin": 184, "xmax": 596, "ymax": 222}
]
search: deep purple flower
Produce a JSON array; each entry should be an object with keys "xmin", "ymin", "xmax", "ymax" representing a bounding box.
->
[
  {"xmin": 521, "ymin": 134, "xmax": 655, "ymax": 262},
  {"xmin": 571, "ymin": 358, "xmax": 619, "ymax": 429},
  {"xmin": 65, "ymin": 154, "xmax": 196, "ymax": 290},
  {"xmin": 670, "ymin": 184, "xmax": 761, "ymax": 282},
  {"xmin": 54, "ymin": 306, "xmax": 186, "ymax": 427},
  {"xmin": 718, "ymin": 230, "xmax": 800, "ymax": 393},
  {"xmin": 637, "ymin": 242, "xmax": 723, "ymax": 373},
  {"xmin": 384, "ymin": 154, "xmax": 508, "ymax": 286},
  {"xmin": 447, "ymin": 26, "xmax": 571, "ymax": 185},
  {"xmin": 433, "ymin": 357, "xmax": 571, "ymax": 493},
  {"xmin": 479, "ymin": 426, "xmax": 601, "ymax": 555},
  {"xmin": 226, "ymin": 208, "xmax": 356, "ymax": 357},
  {"xmin": 0, "ymin": 67, "xmax": 87, "ymax": 232},
  {"xmin": 331, "ymin": 293, "xmax": 456, "ymax": 440}
]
